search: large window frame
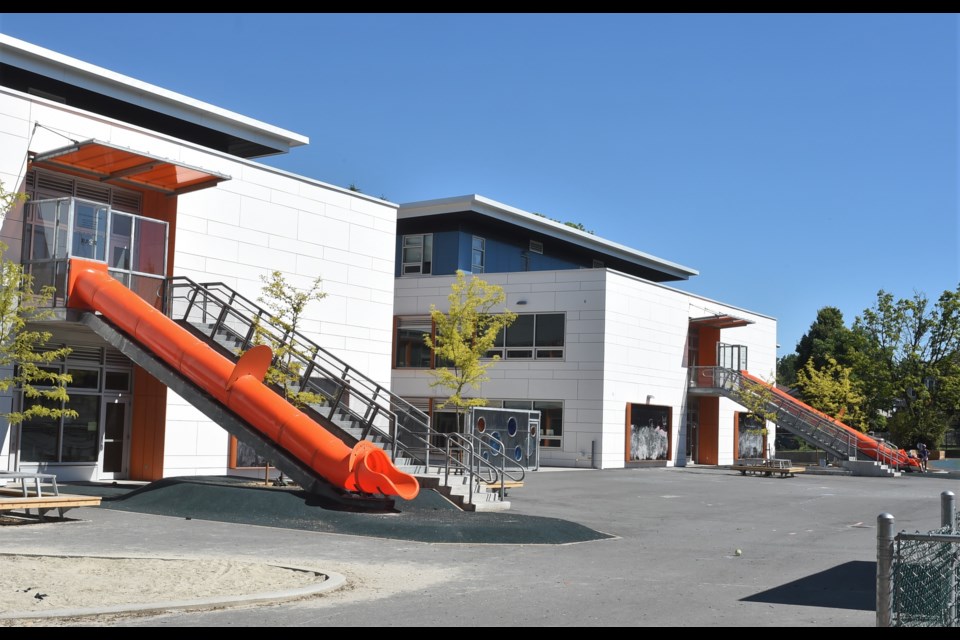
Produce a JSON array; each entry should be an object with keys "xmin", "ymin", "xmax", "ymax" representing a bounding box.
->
[
  {"xmin": 401, "ymin": 234, "xmax": 433, "ymax": 276},
  {"xmin": 485, "ymin": 313, "xmax": 565, "ymax": 360}
]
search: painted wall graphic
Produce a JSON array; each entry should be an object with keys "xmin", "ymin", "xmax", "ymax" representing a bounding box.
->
[
  {"xmin": 737, "ymin": 413, "xmax": 767, "ymax": 459},
  {"xmin": 470, "ymin": 407, "xmax": 540, "ymax": 470},
  {"xmin": 629, "ymin": 404, "xmax": 670, "ymax": 461}
]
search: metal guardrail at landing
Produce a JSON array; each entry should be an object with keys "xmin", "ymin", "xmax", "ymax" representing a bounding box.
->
[{"xmin": 688, "ymin": 366, "xmax": 907, "ymax": 469}]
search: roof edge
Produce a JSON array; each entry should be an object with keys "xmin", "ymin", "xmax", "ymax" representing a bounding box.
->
[
  {"xmin": 398, "ymin": 194, "xmax": 699, "ymax": 280},
  {"xmin": 0, "ymin": 34, "xmax": 309, "ymax": 154}
]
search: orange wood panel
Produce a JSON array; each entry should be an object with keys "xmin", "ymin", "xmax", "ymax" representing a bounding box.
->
[
  {"xmin": 624, "ymin": 403, "xmax": 632, "ymax": 462},
  {"xmin": 699, "ymin": 327, "xmax": 720, "ymax": 366},
  {"xmin": 130, "ymin": 366, "xmax": 167, "ymax": 481},
  {"xmin": 699, "ymin": 396, "xmax": 719, "ymax": 465}
]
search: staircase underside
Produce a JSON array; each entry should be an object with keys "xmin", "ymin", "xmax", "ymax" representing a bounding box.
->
[{"xmin": 81, "ymin": 312, "xmax": 396, "ymax": 512}]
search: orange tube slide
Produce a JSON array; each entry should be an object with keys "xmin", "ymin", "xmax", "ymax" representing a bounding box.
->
[
  {"xmin": 67, "ymin": 258, "xmax": 419, "ymax": 499},
  {"xmin": 740, "ymin": 371, "xmax": 921, "ymax": 470}
]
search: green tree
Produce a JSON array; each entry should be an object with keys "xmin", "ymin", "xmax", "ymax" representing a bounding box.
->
[
  {"xmin": 0, "ymin": 180, "xmax": 75, "ymax": 425},
  {"xmin": 776, "ymin": 353, "xmax": 799, "ymax": 388},
  {"xmin": 853, "ymin": 287, "xmax": 960, "ymax": 447},
  {"xmin": 793, "ymin": 355, "xmax": 868, "ymax": 432},
  {"xmin": 531, "ymin": 212, "xmax": 595, "ymax": 235},
  {"xmin": 424, "ymin": 270, "xmax": 517, "ymax": 426},
  {"xmin": 795, "ymin": 306, "xmax": 858, "ymax": 373},
  {"xmin": 250, "ymin": 270, "xmax": 328, "ymax": 409}
]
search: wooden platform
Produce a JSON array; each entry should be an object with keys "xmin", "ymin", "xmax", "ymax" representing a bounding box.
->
[
  {"xmin": 0, "ymin": 489, "xmax": 102, "ymax": 521},
  {"xmin": 487, "ymin": 480, "xmax": 524, "ymax": 496}
]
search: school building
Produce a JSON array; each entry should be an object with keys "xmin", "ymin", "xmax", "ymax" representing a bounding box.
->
[{"xmin": 0, "ymin": 34, "xmax": 778, "ymax": 488}]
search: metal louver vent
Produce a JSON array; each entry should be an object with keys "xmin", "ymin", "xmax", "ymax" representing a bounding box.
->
[
  {"xmin": 529, "ymin": 240, "xmax": 544, "ymax": 255},
  {"xmin": 104, "ymin": 348, "xmax": 129, "ymax": 367},
  {"xmin": 111, "ymin": 190, "xmax": 142, "ymax": 213},
  {"xmin": 68, "ymin": 346, "xmax": 102, "ymax": 363},
  {"xmin": 35, "ymin": 171, "xmax": 73, "ymax": 195},
  {"xmin": 75, "ymin": 182, "xmax": 110, "ymax": 203}
]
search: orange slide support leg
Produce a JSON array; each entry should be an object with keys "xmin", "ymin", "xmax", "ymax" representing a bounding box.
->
[{"xmin": 67, "ymin": 258, "xmax": 419, "ymax": 500}]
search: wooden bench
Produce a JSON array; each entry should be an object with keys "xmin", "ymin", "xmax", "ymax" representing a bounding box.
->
[
  {"xmin": 730, "ymin": 458, "xmax": 805, "ymax": 478},
  {"xmin": 485, "ymin": 479, "xmax": 524, "ymax": 497}
]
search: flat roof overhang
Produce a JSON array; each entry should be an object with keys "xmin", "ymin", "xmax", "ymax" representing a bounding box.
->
[
  {"xmin": 688, "ymin": 314, "xmax": 754, "ymax": 329},
  {"xmin": 1, "ymin": 34, "xmax": 309, "ymax": 158},
  {"xmin": 399, "ymin": 195, "xmax": 700, "ymax": 282},
  {"xmin": 31, "ymin": 139, "xmax": 230, "ymax": 196}
]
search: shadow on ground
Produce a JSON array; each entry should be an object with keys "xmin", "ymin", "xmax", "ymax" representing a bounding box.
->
[
  {"xmin": 61, "ymin": 476, "xmax": 613, "ymax": 545},
  {"xmin": 740, "ymin": 560, "xmax": 875, "ymax": 611}
]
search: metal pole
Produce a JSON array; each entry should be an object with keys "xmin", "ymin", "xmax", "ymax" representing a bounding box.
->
[
  {"xmin": 941, "ymin": 491, "xmax": 955, "ymax": 531},
  {"xmin": 943, "ymin": 491, "xmax": 957, "ymax": 627},
  {"xmin": 877, "ymin": 512, "xmax": 895, "ymax": 627}
]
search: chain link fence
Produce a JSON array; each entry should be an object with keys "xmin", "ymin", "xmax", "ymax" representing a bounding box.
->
[{"xmin": 877, "ymin": 491, "xmax": 959, "ymax": 627}]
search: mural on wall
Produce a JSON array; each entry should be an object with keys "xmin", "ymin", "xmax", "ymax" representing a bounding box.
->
[
  {"xmin": 629, "ymin": 405, "xmax": 670, "ymax": 461},
  {"xmin": 737, "ymin": 413, "xmax": 767, "ymax": 459},
  {"xmin": 470, "ymin": 407, "xmax": 540, "ymax": 470}
]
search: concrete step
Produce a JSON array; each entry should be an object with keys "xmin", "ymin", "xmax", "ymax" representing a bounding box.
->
[
  {"xmin": 414, "ymin": 472, "xmax": 511, "ymax": 512},
  {"xmin": 840, "ymin": 459, "xmax": 902, "ymax": 477}
]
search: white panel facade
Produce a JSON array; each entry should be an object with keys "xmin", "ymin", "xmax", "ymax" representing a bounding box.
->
[
  {"xmin": 393, "ymin": 269, "xmax": 608, "ymax": 468},
  {"xmin": 603, "ymin": 271, "xmax": 777, "ymax": 468},
  {"xmin": 0, "ymin": 87, "xmax": 397, "ymax": 478},
  {"xmin": 393, "ymin": 267, "xmax": 777, "ymax": 471}
]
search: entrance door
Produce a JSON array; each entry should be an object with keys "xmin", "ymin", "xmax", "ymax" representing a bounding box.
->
[
  {"xmin": 98, "ymin": 397, "xmax": 131, "ymax": 480},
  {"xmin": 685, "ymin": 406, "xmax": 699, "ymax": 464}
]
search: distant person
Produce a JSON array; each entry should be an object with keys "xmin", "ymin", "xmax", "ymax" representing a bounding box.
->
[{"xmin": 917, "ymin": 442, "xmax": 930, "ymax": 472}]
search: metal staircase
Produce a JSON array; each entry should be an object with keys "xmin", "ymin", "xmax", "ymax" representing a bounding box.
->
[
  {"xmin": 165, "ymin": 278, "xmax": 522, "ymax": 510},
  {"xmin": 689, "ymin": 367, "xmax": 912, "ymax": 476}
]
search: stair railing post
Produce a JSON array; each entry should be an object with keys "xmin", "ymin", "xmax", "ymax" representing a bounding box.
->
[
  {"xmin": 445, "ymin": 438, "xmax": 451, "ymax": 486},
  {"xmin": 877, "ymin": 512, "xmax": 895, "ymax": 627},
  {"xmin": 500, "ymin": 446, "xmax": 506, "ymax": 500},
  {"xmin": 389, "ymin": 413, "xmax": 398, "ymax": 460},
  {"xmin": 468, "ymin": 438, "xmax": 474, "ymax": 506}
]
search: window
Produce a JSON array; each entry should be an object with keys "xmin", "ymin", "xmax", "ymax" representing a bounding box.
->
[
  {"xmin": 17, "ymin": 346, "xmax": 133, "ymax": 465},
  {"xmin": 471, "ymin": 236, "xmax": 485, "ymax": 273},
  {"xmin": 486, "ymin": 313, "xmax": 565, "ymax": 360},
  {"xmin": 394, "ymin": 317, "xmax": 434, "ymax": 368},
  {"xmin": 402, "ymin": 234, "xmax": 432, "ymax": 275}
]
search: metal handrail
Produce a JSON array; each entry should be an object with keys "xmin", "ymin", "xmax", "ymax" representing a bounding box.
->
[
  {"xmin": 443, "ymin": 432, "xmax": 514, "ymax": 503},
  {"xmin": 164, "ymin": 277, "xmax": 459, "ymax": 475},
  {"xmin": 470, "ymin": 431, "xmax": 527, "ymax": 485},
  {"xmin": 689, "ymin": 366, "xmax": 910, "ymax": 468},
  {"xmin": 195, "ymin": 280, "xmax": 434, "ymax": 440}
]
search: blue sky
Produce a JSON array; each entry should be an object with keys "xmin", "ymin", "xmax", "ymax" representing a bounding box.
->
[{"xmin": 2, "ymin": 13, "xmax": 957, "ymax": 363}]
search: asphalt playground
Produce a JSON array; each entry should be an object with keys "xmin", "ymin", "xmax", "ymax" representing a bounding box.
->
[{"xmin": 0, "ymin": 465, "xmax": 956, "ymax": 626}]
